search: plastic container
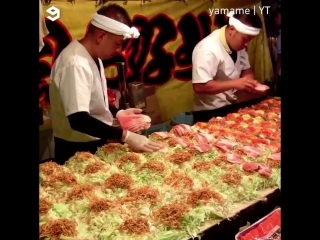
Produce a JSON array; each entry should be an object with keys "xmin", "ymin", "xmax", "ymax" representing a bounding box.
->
[
  {"xmin": 171, "ymin": 112, "xmax": 194, "ymax": 126},
  {"xmin": 144, "ymin": 124, "xmax": 172, "ymax": 137},
  {"xmin": 235, "ymin": 208, "xmax": 281, "ymax": 240}
]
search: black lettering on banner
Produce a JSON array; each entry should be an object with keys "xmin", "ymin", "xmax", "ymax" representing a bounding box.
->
[
  {"xmin": 197, "ymin": 12, "xmax": 212, "ymax": 38},
  {"xmin": 39, "ymin": 19, "xmax": 72, "ymax": 104},
  {"xmin": 38, "ymin": 12, "xmax": 214, "ymax": 104},
  {"xmin": 116, "ymin": 16, "xmax": 153, "ymax": 86},
  {"xmin": 103, "ymin": 14, "xmax": 177, "ymax": 87},
  {"xmin": 174, "ymin": 12, "xmax": 212, "ymax": 81},
  {"xmin": 141, "ymin": 14, "xmax": 177, "ymax": 85}
]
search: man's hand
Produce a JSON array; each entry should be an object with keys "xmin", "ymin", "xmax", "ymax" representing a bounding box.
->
[
  {"xmin": 248, "ymin": 82, "xmax": 269, "ymax": 95},
  {"xmin": 123, "ymin": 131, "xmax": 162, "ymax": 152},
  {"xmin": 247, "ymin": 88, "xmax": 267, "ymax": 95},
  {"xmin": 116, "ymin": 108, "xmax": 142, "ymax": 119},
  {"xmin": 240, "ymin": 68, "xmax": 254, "ymax": 80},
  {"xmin": 233, "ymin": 77, "xmax": 258, "ymax": 91}
]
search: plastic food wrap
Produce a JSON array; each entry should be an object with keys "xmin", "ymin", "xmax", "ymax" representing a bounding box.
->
[
  {"xmin": 235, "ymin": 208, "xmax": 281, "ymax": 240},
  {"xmin": 118, "ymin": 114, "xmax": 151, "ymax": 132}
]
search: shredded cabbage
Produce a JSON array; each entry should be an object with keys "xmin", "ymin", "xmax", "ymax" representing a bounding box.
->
[{"xmin": 40, "ymin": 122, "xmax": 280, "ymax": 240}]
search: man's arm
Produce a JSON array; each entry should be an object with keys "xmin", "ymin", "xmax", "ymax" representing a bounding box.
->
[
  {"xmin": 193, "ymin": 81, "xmax": 236, "ymax": 95},
  {"xmin": 59, "ymin": 63, "xmax": 125, "ymax": 141},
  {"xmin": 240, "ymin": 50, "xmax": 255, "ymax": 79},
  {"xmin": 68, "ymin": 112, "xmax": 125, "ymax": 141},
  {"xmin": 192, "ymin": 49, "xmax": 237, "ymax": 95},
  {"xmin": 240, "ymin": 68, "xmax": 254, "ymax": 79}
]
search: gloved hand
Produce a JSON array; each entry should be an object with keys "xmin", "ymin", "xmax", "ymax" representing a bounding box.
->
[
  {"xmin": 123, "ymin": 131, "xmax": 162, "ymax": 152},
  {"xmin": 116, "ymin": 108, "xmax": 151, "ymax": 133},
  {"xmin": 116, "ymin": 108, "xmax": 142, "ymax": 118}
]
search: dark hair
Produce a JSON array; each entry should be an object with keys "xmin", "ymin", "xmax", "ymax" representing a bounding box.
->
[
  {"xmin": 233, "ymin": 8, "xmax": 263, "ymax": 29},
  {"xmin": 88, "ymin": 4, "xmax": 132, "ymax": 33}
]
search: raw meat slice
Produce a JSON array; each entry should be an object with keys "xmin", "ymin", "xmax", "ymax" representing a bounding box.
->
[
  {"xmin": 193, "ymin": 133, "xmax": 214, "ymax": 144},
  {"xmin": 254, "ymin": 83, "xmax": 269, "ymax": 92},
  {"xmin": 172, "ymin": 124, "xmax": 191, "ymax": 136},
  {"xmin": 153, "ymin": 132, "xmax": 170, "ymax": 139},
  {"xmin": 258, "ymin": 169, "xmax": 271, "ymax": 177},
  {"xmin": 241, "ymin": 162, "xmax": 271, "ymax": 177},
  {"xmin": 239, "ymin": 146, "xmax": 263, "ymax": 158},
  {"xmin": 192, "ymin": 143, "xmax": 212, "ymax": 153},
  {"xmin": 225, "ymin": 153, "xmax": 244, "ymax": 164},
  {"xmin": 143, "ymin": 115, "xmax": 151, "ymax": 129},
  {"xmin": 193, "ymin": 133, "xmax": 206, "ymax": 144},
  {"xmin": 241, "ymin": 162, "xmax": 259, "ymax": 172},
  {"xmin": 174, "ymin": 137, "xmax": 190, "ymax": 148},
  {"xmin": 259, "ymin": 163, "xmax": 271, "ymax": 172},
  {"xmin": 251, "ymin": 138, "xmax": 270, "ymax": 146},
  {"xmin": 268, "ymin": 152, "xmax": 281, "ymax": 161},
  {"xmin": 219, "ymin": 139, "xmax": 237, "ymax": 146},
  {"xmin": 118, "ymin": 114, "xmax": 151, "ymax": 132},
  {"xmin": 258, "ymin": 163, "xmax": 271, "ymax": 178},
  {"xmin": 214, "ymin": 139, "xmax": 237, "ymax": 152},
  {"xmin": 268, "ymin": 141, "xmax": 281, "ymax": 153},
  {"xmin": 201, "ymin": 133, "xmax": 215, "ymax": 143},
  {"xmin": 158, "ymin": 147, "xmax": 169, "ymax": 153},
  {"xmin": 142, "ymin": 115, "xmax": 151, "ymax": 123}
]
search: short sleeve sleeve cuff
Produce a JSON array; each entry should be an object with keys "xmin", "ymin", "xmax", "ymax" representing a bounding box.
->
[
  {"xmin": 58, "ymin": 63, "xmax": 93, "ymax": 116},
  {"xmin": 240, "ymin": 50, "xmax": 251, "ymax": 70},
  {"xmin": 192, "ymin": 48, "xmax": 218, "ymax": 84}
]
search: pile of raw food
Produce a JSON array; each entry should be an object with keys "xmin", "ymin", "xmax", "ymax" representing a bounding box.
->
[{"xmin": 39, "ymin": 98, "xmax": 281, "ymax": 240}]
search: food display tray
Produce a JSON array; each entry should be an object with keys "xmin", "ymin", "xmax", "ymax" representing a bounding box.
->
[
  {"xmin": 187, "ymin": 189, "xmax": 280, "ymax": 240},
  {"xmin": 235, "ymin": 208, "xmax": 281, "ymax": 240}
]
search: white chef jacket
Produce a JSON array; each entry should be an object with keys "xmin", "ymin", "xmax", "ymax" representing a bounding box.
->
[
  {"xmin": 192, "ymin": 26, "xmax": 251, "ymax": 111},
  {"xmin": 49, "ymin": 40, "xmax": 113, "ymax": 142}
]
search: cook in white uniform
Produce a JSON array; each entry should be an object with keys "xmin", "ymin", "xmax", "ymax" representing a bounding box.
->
[
  {"xmin": 192, "ymin": 9, "xmax": 264, "ymax": 122},
  {"xmin": 49, "ymin": 4, "xmax": 162, "ymax": 164}
]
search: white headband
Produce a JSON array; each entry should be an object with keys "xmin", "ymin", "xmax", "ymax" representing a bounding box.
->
[
  {"xmin": 227, "ymin": 11, "xmax": 260, "ymax": 36},
  {"xmin": 91, "ymin": 13, "xmax": 140, "ymax": 40}
]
